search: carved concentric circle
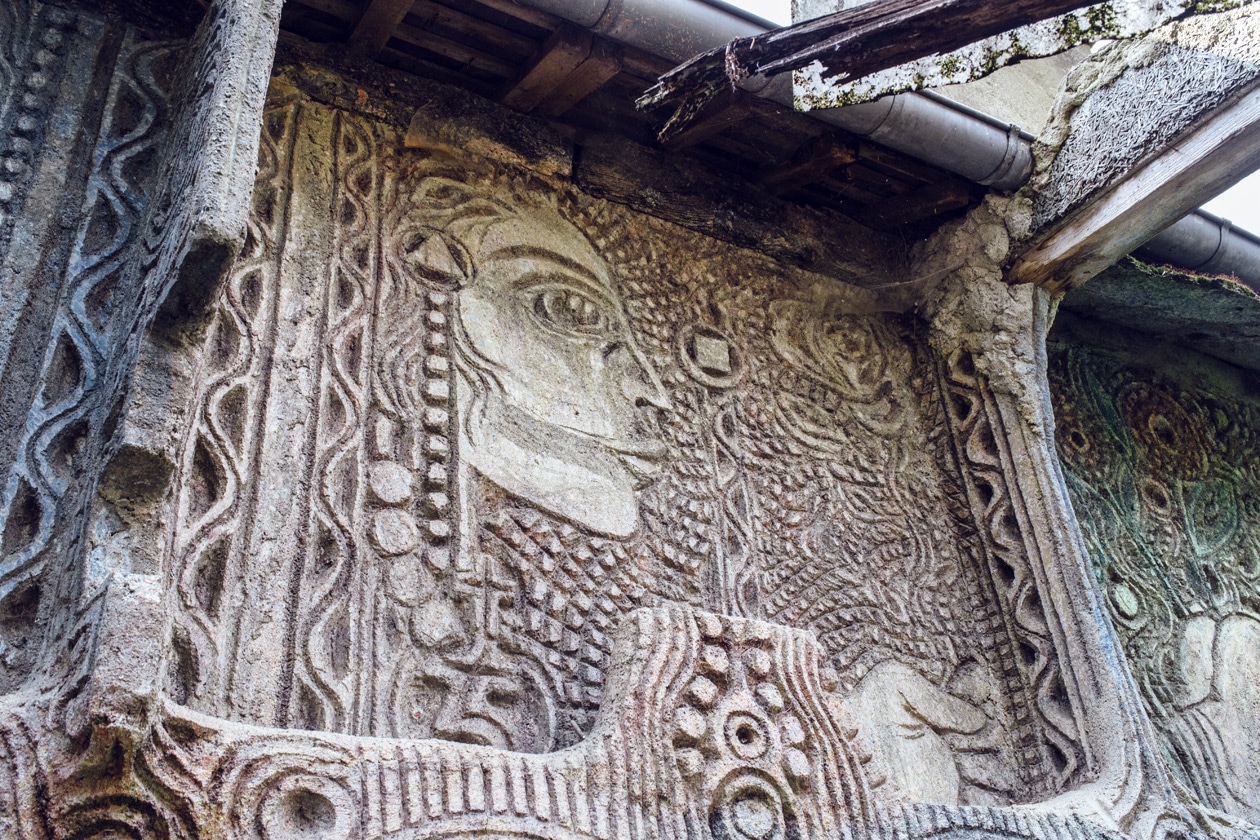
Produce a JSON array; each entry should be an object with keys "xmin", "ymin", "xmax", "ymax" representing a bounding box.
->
[
  {"xmin": 1121, "ymin": 384, "xmax": 1209, "ymax": 479},
  {"xmin": 725, "ymin": 711, "xmax": 771, "ymax": 760},
  {"xmin": 710, "ymin": 775, "xmax": 790, "ymax": 840},
  {"xmin": 259, "ymin": 774, "xmax": 356, "ymax": 840}
]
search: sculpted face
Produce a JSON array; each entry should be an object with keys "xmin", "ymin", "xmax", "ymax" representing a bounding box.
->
[{"xmin": 455, "ymin": 208, "xmax": 668, "ymax": 537}]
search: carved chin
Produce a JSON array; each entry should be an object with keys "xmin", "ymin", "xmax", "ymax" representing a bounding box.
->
[{"xmin": 463, "ymin": 420, "xmax": 642, "ymax": 538}]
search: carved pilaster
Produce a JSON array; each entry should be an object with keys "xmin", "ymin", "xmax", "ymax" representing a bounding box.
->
[{"xmin": 920, "ymin": 209, "xmax": 1197, "ymax": 838}]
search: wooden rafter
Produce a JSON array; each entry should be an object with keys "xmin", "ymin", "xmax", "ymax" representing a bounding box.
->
[
  {"xmin": 503, "ymin": 23, "xmax": 623, "ymax": 116},
  {"xmin": 1009, "ymin": 86, "xmax": 1260, "ymax": 292},
  {"xmin": 537, "ymin": 38, "xmax": 622, "ymax": 117},
  {"xmin": 757, "ymin": 133, "xmax": 856, "ymax": 195},
  {"xmin": 864, "ymin": 179, "xmax": 975, "ymax": 230},
  {"xmin": 349, "ymin": 0, "xmax": 413, "ymax": 57}
]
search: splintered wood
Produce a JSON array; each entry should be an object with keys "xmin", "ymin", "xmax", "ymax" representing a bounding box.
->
[
  {"xmin": 637, "ymin": 0, "xmax": 1101, "ymax": 143},
  {"xmin": 638, "ymin": 0, "xmax": 1259, "ymax": 144}
]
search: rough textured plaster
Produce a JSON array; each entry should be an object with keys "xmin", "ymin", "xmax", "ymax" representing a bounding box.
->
[
  {"xmin": 1030, "ymin": 6, "xmax": 1260, "ymax": 235},
  {"xmin": 0, "ymin": 2, "xmax": 1259, "ymax": 837}
]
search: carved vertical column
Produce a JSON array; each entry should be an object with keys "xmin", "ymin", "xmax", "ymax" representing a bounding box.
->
[
  {"xmin": 51, "ymin": 0, "xmax": 284, "ymax": 698},
  {"xmin": 0, "ymin": 0, "xmax": 283, "ymax": 834},
  {"xmin": 919, "ymin": 200, "xmax": 1180, "ymax": 838}
]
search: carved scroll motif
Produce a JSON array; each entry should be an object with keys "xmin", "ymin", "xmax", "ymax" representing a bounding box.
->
[{"xmin": 936, "ymin": 349, "xmax": 1086, "ymax": 793}]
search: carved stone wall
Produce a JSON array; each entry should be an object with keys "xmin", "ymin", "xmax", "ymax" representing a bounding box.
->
[
  {"xmin": 0, "ymin": 0, "xmax": 183, "ymax": 696},
  {"xmin": 136, "ymin": 88, "xmax": 1089, "ymax": 814},
  {"xmin": 1050, "ymin": 307, "xmax": 1260, "ymax": 824},
  {"xmin": 0, "ymin": 3, "xmax": 1251, "ymax": 837}
]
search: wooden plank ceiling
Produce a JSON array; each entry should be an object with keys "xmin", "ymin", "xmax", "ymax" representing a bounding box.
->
[{"xmin": 280, "ymin": 0, "xmax": 984, "ymax": 233}]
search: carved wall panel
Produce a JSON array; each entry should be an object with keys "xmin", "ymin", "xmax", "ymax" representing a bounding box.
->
[
  {"xmin": 155, "ymin": 92, "xmax": 1085, "ymax": 811},
  {"xmin": 0, "ymin": 0, "xmax": 183, "ymax": 693},
  {"xmin": 1049, "ymin": 320, "xmax": 1260, "ymax": 822}
]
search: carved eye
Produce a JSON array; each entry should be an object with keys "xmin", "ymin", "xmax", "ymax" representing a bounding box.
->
[{"xmin": 531, "ymin": 285, "xmax": 612, "ymax": 337}]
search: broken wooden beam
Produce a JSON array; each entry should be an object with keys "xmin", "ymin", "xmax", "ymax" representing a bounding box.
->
[
  {"xmin": 661, "ymin": 89, "xmax": 754, "ymax": 150},
  {"xmin": 757, "ymin": 133, "xmax": 856, "ymax": 194},
  {"xmin": 349, "ymin": 0, "xmax": 413, "ymax": 58},
  {"xmin": 637, "ymin": 0, "xmax": 1104, "ymax": 143}
]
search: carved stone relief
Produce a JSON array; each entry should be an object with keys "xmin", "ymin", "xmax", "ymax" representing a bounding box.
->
[
  {"xmin": 146, "ymin": 90, "xmax": 1091, "ymax": 826},
  {"xmin": 1049, "ymin": 319, "xmax": 1260, "ymax": 823},
  {"xmin": 0, "ymin": 0, "xmax": 185, "ymax": 694},
  {"xmin": 0, "ymin": 4, "xmax": 1220, "ymax": 834}
]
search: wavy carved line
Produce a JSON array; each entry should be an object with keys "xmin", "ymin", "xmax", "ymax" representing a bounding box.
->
[
  {"xmin": 292, "ymin": 112, "xmax": 381, "ymax": 733},
  {"xmin": 169, "ymin": 102, "xmax": 296, "ymax": 710},
  {"xmin": 939, "ymin": 353, "xmax": 1083, "ymax": 791}
]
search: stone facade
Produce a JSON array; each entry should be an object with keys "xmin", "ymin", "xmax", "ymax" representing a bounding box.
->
[
  {"xmin": 0, "ymin": 1, "xmax": 1256, "ymax": 838},
  {"xmin": 1051, "ymin": 300, "xmax": 1260, "ymax": 825}
]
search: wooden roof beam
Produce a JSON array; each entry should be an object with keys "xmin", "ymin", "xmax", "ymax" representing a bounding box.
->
[
  {"xmin": 349, "ymin": 0, "xmax": 414, "ymax": 58},
  {"xmin": 863, "ymin": 179, "xmax": 975, "ymax": 230},
  {"xmin": 1009, "ymin": 87, "xmax": 1260, "ymax": 292},
  {"xmin": 757, "ymin": 134, "xmax": 857, "ymax": 195},
  {"xmin": 1008, "ymin": 8, "xmax": 1260, "ymax": 293},
  {"xmin": 503, "ymin": 23, "xmax": 622, "ymax": 116},
  {"xmin": 537, "ymin": 38, "xmax": 622, "ymax": 117}
]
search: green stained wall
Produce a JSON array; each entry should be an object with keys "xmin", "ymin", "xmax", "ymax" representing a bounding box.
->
[{"xmin": 1050, "ymin": 283, "xmax": 1260, "ymax": 819}]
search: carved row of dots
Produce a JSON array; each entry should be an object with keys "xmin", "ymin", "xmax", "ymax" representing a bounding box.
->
[
  {"xmin": 0, "ymin": 10, "xmax": 72, "ymax": 218},
  {"xmin": 368, "ymin": 291, "xmax": 453, "ymax": 571}
]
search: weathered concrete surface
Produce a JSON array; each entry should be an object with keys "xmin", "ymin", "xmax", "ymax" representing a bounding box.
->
[
  {"xmin": 937, "ymin": 48, "xmax": 1090, "ymax": 137},
  {"xmin": 0, "ymin": 1, "xmax": 1259, "ymax": 837},
  {"xmin": 791, "ymin": 0, "xmax": 1247, "ymax": 111},
  {"xmin": 1060, "ymin": 258, "xmax": 1260, "ymax": 373},
  {"xmin": 1010, "ymin": 6, "xmax": 1260, "ymax": 291},
  {"xmin": 1050, "ymin": 299, "xmax": 1260, "ymax": 824},
  {"xmin": 1031, "ymin": 7, "xmax": 1260, "ymax": 237}
]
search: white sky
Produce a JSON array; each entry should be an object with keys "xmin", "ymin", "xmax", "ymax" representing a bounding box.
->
[
  {"xmin": 732, "ymin": 0, "xmax": 790, "ymax": 23},
  {"xmin": 725, "ymin": 0, "xmax": 1260, "ymax": 235}
]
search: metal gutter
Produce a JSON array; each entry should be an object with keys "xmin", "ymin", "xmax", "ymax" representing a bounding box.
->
[
  {"xmin": 521, "ymin": 0, "xmax": 1034, "ymax": 189},
  {"xmin": 514, "ymin": 0, "xmax": 1260, "ymax": 284},
  {"xmin": 1137, "ymin": 210, "xmax": 1260, "ymax": 291}
]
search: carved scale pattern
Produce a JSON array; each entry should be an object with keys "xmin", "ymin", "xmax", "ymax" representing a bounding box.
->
[
  {"xmin": 160, "ymin": 98, "xmax": 1078, "ymax": 804},
  {"xmin": 1049, "ymin": 342, "xmax": 1260, "ymax": 818}
]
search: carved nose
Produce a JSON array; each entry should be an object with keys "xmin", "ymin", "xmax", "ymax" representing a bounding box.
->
[{"xmin": 625, "ymin": 350, "xmax": 670, "ymax": 412}]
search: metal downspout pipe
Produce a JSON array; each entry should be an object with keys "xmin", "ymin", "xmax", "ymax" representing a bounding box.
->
[{"xmin": 515, "ymin": 0, "xmax": 1260, "ymax": 285}]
